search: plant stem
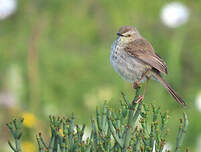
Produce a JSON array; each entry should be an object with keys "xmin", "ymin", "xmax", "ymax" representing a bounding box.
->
[
  {"xmin": 123, "ymin": 87, "xmax": 142, "ymax": 152},
  {"xmin": 175, "ymin": 113, "xmax": 188, "ymax": 152}
]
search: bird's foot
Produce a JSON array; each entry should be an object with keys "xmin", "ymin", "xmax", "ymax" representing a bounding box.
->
[
  {"xmin": 133, "ymin": 81, "xmax": 140, "ymax": 89},
  {"xmin": 135, "ymin": 95, "xmax": 144, "ymax": 104},
  {"xmin": 132, "ymin": 95, "xmax": 144, "ymax": 104}
]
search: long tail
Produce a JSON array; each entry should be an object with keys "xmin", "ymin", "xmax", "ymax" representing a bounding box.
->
[{"xmin": 153, "ymin": 73, "xmax": 187, "ymax": 107}]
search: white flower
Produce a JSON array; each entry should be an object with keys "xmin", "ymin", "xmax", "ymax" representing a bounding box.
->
[
  {"xmin": 82, "ymin": 127, "xmax": 91, "ymax": 141},
  {"xmin": 162, "ymin": 143, "xmax": 172, "ymax": 152},
  {"xmin": 0, "ymin": 0, "xmax": 17, "ymax": 20},
  {"xmin": 160, "ymin": 2, "xmax": 189, "ymax": 28},
  {"xmin": 152, "ymin": 141, "xmax": 172, "ymax": 152},
  {"xmin": 195, "ymin": 92, "xmax": 201, "ymax": 112},
  {"xmin": 152, "ymin": 140, "xmax": 156, "ymax": 152}
]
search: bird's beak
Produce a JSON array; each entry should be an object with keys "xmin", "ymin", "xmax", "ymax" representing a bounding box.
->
[{"xmin": 116, "ymin": 32, "xmax": 124, "ymax": 37}]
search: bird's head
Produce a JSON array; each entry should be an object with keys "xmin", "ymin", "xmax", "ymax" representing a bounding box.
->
[{"xmin": 116, "ymin": 26, "xmax": 140, "ymax": 43}]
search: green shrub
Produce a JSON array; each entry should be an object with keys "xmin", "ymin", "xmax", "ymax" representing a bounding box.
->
[{"xmin": 7, "ymin": 88, "xmax": 188, "ymax": 152}]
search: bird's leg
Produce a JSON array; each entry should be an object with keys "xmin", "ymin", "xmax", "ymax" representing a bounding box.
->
[
  {"xmin": 133, "ymin": 70, "xmax": 150, "ymax": 104},
  {"xmin": 135, "ymin": 77, "xmax": 150, "ymax": 103},
  {"xmin": 133, "ymin": 69, "xmax": 151, "ymax": 89},
  {"xmin": 142, "ymin": 76, "xmax": 150, "ymax": 96},
  {"xmin": 135, "ymin": 96, "xmax": 144, "ymax": 104}
]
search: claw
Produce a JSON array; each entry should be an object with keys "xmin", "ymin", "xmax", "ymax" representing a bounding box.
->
[
  {"xmin": 135, "ymin": 96, "xmax": 144, "ymax": 103},
  {"xmin": 133, "ymin": 81, "xmax": 140, "ymax": 89}
]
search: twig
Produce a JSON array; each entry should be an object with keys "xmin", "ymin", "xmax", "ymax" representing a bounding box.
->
[
  {"xmin": 175, "ymin": 113, "xmax": 188, "ymax": 152},
  {"xmin": 7, "ymin": 118, "xmax": 23, "ymax": 152}
]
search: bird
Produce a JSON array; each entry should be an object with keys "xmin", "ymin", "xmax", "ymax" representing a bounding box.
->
[{"xmin": 110, "ymin": 26, "xmax": 186, "ymax": 106}]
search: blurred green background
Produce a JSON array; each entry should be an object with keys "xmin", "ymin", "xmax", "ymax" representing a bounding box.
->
[{"xmin": 0, "ymin": 0, "xmax": 201, "ymax": 151}]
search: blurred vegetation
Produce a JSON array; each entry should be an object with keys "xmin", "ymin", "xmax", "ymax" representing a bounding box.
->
[
  {"xmin": 7, "ymin": 91, "xmax": 188, "ymax": 152},
  {"xmin": 0, "ymin": 0, "xmax": 201, "ymax": 151}
]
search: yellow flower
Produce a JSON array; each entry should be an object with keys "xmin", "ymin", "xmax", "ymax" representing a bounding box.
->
[
  {"xmin": 21, "ymin": 112, "xmax": 36, "ymax": 128},
  {"xmin": 22, "ymin": 141, "xmax": 36, "ymax": 152},
  {"xmin": 59, "ymin": 128, "xmax": 64, "ymax": 136}
]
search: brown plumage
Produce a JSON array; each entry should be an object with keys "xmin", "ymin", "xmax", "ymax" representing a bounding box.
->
[
  {"xmin": 110, "ymin": 26, "xmax": 187, "ymax": 107},
  {"xmin": 153, "ymin": 73, "xmax": 186, "ymax": 106},
  {"xmin": 125, "ymin": 38, "xmax": 168, "ymax": 75},
  {"xmin": 118, "ymin": 26, "xmax": 134, "ymax": 35}
]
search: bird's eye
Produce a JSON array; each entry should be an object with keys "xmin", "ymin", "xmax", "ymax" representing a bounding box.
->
[{"xmin": 127, "ymin": 34, "xmax": 131, "ymax": 37}]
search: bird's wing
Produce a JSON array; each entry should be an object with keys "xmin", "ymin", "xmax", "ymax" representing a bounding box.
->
[{"xmin": 125, "ymin": 38, "xmax": 168, "ymax": 74}]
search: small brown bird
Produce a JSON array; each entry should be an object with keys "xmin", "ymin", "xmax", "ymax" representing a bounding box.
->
[{"xmin": 110, "ymin": 26, "xmax": 186, "ymax": 106}]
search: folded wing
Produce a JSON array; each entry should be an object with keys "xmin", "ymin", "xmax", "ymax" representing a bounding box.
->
[{"xmin": 125, "ymin": 38, "xmax": 168, "ymax": 74}]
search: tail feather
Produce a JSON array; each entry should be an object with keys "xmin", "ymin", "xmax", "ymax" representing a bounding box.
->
[{"xmin": 154, "ymin": 73, "xmax": 187, "ymax": 107}]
